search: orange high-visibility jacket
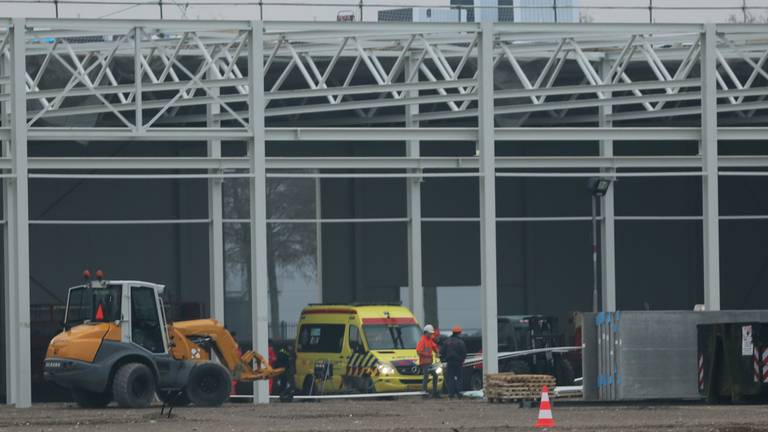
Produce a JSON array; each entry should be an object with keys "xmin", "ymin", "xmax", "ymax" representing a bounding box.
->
[{"xmin": 416, "ymin": 334, "xmax": 439, "ymax": 366}]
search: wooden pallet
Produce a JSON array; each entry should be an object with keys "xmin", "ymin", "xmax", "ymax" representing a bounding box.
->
[{"xmin": 484, "ymin": 373, "xmax": 556, "ymax": 403}]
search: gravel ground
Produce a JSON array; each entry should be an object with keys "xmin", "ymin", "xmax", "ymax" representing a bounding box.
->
[{"xmin": 1, "ymin": 399, "xmax": 767, "ymax": 432}]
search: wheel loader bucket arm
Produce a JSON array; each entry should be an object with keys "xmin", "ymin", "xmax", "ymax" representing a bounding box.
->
[
  {"xmin": 239, "ymin": 351, "xmax": 285, "ymax": 381},
  {"xmin": 169, "ymin": 319, "xmax": 284, "ymax": 381}
]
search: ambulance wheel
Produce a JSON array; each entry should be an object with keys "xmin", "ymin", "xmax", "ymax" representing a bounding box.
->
[
  {"xmin": 112, "ymin": 363, "xmax": 156, "ymax": 408},
  {"xmin": 71, "ymin": 388, "xmax": 111, "ymax": 408},
  {"xmin": 361, "ymin": 376, "xmax": 376, "ymax": 394},
  {"xmin": 186, "ymin": 362, "xmax": 231, "ymax": 407}
]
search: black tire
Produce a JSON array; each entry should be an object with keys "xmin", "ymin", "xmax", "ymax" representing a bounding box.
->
[
  {"xmin": 71, "ymin": 388, "xmax": 111, "ymax": 408},
  {"xmin": 360, "ymin": 376, "xmax": 376, "ymax": 394},
  {"xmin": 156, "ymin": 390, "xmax": 191, "ymax": 407},
  {"xmin": 302, "ymin": 375, "xmax": 316, "ymax": 396},
  {"xmin": 186, "ymin": 362, "xmax": 231, "ymax": 407},
  {"xmin": 554, "ymin": 355, "xmax": 576, "ymax": 386},
  {"xmin": 279, "ymin": 388, "xmax": 294, "ymax": 403},
  {"xmin": 470, "ymin": 370, "xmax": 484, "ymax": 391},
  {"xmin": 112, "ymin": 363, "xmax": 156, "ymax": 408}
]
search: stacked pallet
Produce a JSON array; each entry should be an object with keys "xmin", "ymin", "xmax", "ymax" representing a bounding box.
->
[{"xmin": 485, "ymin": 373, "xmax": 556, "ymax": 403}]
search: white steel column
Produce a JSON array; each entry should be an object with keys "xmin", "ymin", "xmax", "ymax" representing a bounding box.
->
[
  {"xmin": 599, "ymin": 60, "xmax": 617, "ymax": 312},
  {"xmin": 1, "ymin": 26, "xmax": 16, "ymax": 407},
  {"xmin": 405, "ymin": 56, "xmax": 424, "ymax": 325},
  {"xmin": 314, "ymin": 173, "xmax": 322, "ymax": 304},
  {"xmin": 134, "ymin": 27, "xmax": 142, "ymax": 134},
  {"xmin": 701, "ymin": 23, "xmax": 720, "ymax": 311},
  {"xmin": 478, "ymin": 22, "xmax": 498, "ymax": 375},
  {"xmin": 207, "ymin": 75, "xmax": 225, "ymax": 321},
  {"xmin": 248, "ymin": 21, "xmax": 270, "ymax": 404},
  {"xmin": 7, "ymin": 18, "xmax": 31, "ymax": 408}
]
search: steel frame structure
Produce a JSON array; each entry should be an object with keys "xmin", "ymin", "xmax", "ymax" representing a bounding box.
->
[{"xmin": 2, "ymin": 19, "xmax": 768, "ymax": 407}]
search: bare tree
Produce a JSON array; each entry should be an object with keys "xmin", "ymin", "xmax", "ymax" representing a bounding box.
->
[{"xmin": 223, "ymin": 176, "xmax": 316, "ymax": 340}]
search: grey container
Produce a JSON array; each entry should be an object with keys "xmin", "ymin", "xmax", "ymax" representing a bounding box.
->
[{"xmin": 583, "ymin": 310, "xmax": 768, "ymax": 401}]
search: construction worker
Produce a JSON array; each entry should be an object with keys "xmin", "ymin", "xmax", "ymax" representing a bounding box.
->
[
  {"xmin": 442, "ymin": 325, "xmax": 467, "ymax": 399},
  {"xmin": 416, "ymin": 324, "xmax": 440, "ymax": 398}
]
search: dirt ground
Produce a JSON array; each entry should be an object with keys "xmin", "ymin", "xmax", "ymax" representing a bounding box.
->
[{"xmin": 1, "ymin": 399, "xmax": 767, "ymax": 432}]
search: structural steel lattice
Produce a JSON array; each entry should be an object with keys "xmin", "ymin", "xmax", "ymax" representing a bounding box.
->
[{"xmin": 2, "ymin": 18, "xmax": 768, "ymax": 407}]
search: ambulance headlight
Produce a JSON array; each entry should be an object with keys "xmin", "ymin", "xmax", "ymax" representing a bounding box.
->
[
  {"xmin": 377, "ymin": 363, "xmax": 395, "ymax": 376},
  {"xmin": 435, "ymin": 365, "xmax": 444, "ymax": 375}
]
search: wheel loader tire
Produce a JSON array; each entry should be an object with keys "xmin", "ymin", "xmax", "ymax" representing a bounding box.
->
[
  {"xmin": 71, "ymin": 388, "xmax": 111, "ymax": 408},
  {"xmin": 186, "ymin": 362, "xmax": 231, "ymax": 407},
  {"xmin": 112, "ymin": 362, "xmax": 156, "ymax": 408}
]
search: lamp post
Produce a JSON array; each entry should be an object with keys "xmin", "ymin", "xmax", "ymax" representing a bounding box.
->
[{"xmin": 588, "ymin": 177, "xmax": 613, "ymax": 313}]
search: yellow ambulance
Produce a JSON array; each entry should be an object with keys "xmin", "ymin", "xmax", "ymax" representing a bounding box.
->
[{"xmin": 293, "ymin": 304, "xmax": 443, "ymax": 394}]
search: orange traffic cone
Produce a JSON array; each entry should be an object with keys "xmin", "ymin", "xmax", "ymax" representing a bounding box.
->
[{"xmin": 534, "ymin": 385, "xmax": 556, "ymax": 428}]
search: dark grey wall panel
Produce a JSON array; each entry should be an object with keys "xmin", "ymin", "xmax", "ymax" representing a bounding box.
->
[
  {"xmin": 615, "ymin": 221, "xmax": 702, "ymax": 310},
  {"xmin": 720, "ymin": 220, "xmax": 768, "ymax": 309}
]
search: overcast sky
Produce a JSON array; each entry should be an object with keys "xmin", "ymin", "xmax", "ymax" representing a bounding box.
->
[{"xmin": 1, "ymin": 0, "xmax": 766, "ymax": 22}]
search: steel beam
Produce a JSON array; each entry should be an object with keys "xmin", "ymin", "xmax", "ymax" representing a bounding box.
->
[
  {"xmin": 248, "ymin": 21, "xmax": 270, "ymax": 405},
  {"xmin": 265, "ymin": 128, "xmax": 477, "ymax": 142},
  {"xmin": 405, "ymin": 55, "xmax": 424, "ymax": 326},
  {"xmin": 314, "ymin": 171, "xmax": 323, "ymax": 305},
  {"xmin": 702, "ymin": 24, "xmax": 721, "ymax": 311},
  {"xmin": 0, "ymin": 28, "xmax": 11, "ymax": 408},
  {"xmin": 599, "ymin": 60, "xmax": 617, "ymax": 312},
  {"xmin": 27, "ymin": 128, "xmax": 252, "ymax": 141},
  {"xmin": 207, "ymin": 73, "xmax": 225, "ymax": 323},
  {"xmin": 28, "ymin": 157, "xmax": 249, "ymax": 170},
  {"xmin": 7, "ymin": 18, "xmax": 30, "ymax": 408},
  {"xmin": 478, "ymin": 22, "xmax": 498, "ymax": 376},
  {"xmin": 17, "ymin": 155, "xmax": 768, "ymax": 172},
  {"xmin": 23, "ymin": 127, "xmax": 768, "ymax": 143}
]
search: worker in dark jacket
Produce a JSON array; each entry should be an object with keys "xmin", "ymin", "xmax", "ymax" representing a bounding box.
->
[{"xmin": 442, "ymin": 325, "xmax": 467, "ymax": 399}]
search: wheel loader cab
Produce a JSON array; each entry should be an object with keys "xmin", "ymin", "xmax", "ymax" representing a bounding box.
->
[{"xmin": 55, "ymin": 280, "xmax": 170, "ymax": 359}]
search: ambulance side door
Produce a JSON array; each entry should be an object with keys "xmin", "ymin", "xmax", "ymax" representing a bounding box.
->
[{"xmin": 295, "ymin": 323, "xmax": 345, "ymax": 394}]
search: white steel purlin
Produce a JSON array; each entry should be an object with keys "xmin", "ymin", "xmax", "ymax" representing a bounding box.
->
[{"xmin": 3, "ymin": 18, "xmax": 768, "ymax": 405}]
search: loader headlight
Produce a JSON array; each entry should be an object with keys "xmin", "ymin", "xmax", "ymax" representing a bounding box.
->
[
  {"xmin": 435, "ymin": 365, "xmax": 444, "ymax": 375},
  {"xmin": 377, "ymin": 363, "xmax": 395, "ymax": 376}
]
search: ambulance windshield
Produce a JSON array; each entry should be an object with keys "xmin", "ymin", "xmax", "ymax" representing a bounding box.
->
[{"xmin": 363, "ymin": 324, "xmax": 420, "ymax": 350}]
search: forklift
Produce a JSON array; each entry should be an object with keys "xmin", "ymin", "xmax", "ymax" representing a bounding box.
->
[{"xmin": 464, "ymin": 315, "xmax": 576, "ymax": 390}]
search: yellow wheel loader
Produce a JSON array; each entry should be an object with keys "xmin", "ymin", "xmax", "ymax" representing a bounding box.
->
[{"xmin": 44, "ymin": 272, "xmax": 282, "ymax": 408}]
